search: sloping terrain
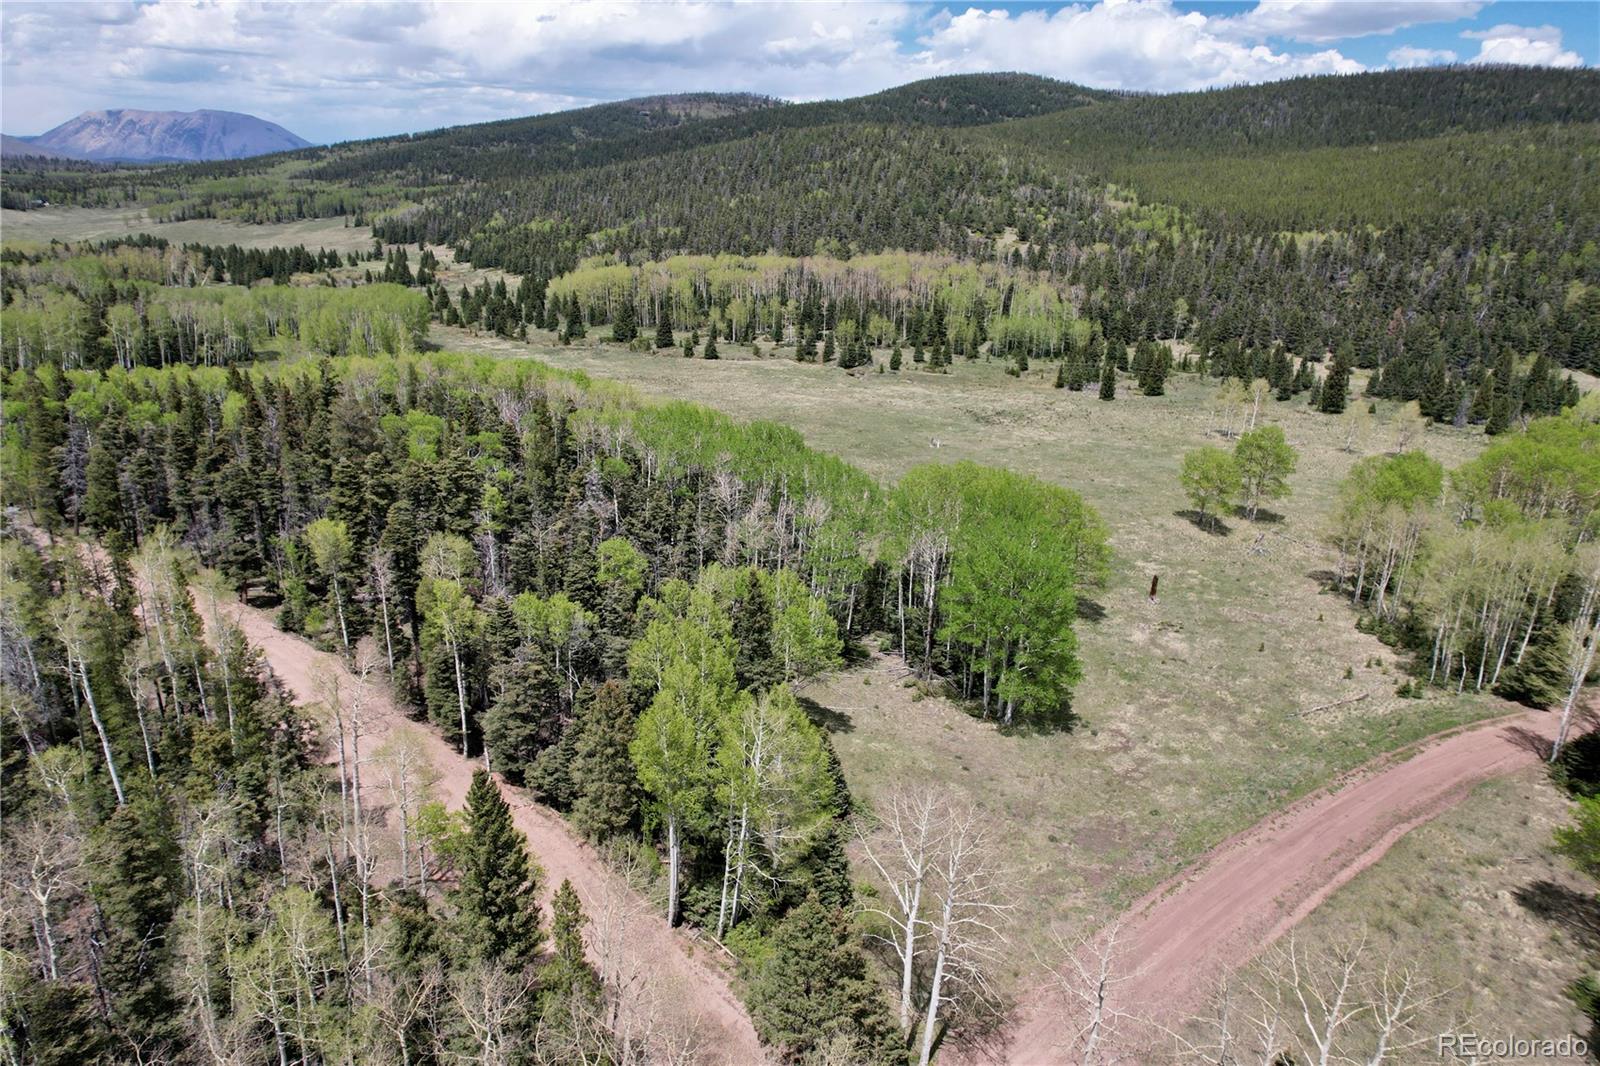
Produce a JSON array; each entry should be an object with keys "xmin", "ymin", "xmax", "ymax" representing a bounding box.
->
[
  {"xmin": 1002, "ymin": 706, "xmax": 1576, "ymax": 1062},
  {"xmin": 215, "ymin": 594, "xmax": 766, "ymax": 1065},
  {"xmin": 28, "ymin": 108, "xmax": 311, "ymax": 161}
]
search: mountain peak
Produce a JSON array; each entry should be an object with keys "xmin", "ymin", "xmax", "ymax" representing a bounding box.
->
[{"xmin": 24, "ymin": 108, "xmax": 312, "ymax": 162}]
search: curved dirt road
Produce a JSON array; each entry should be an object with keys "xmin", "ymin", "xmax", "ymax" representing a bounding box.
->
[
  {"xmin": 1001, "ymin": 706, "xmax": 1571, "ymax": 1064},
  {"xmin": 217, "ymin": 599, "xmax": 765, "ymax": 1065}
]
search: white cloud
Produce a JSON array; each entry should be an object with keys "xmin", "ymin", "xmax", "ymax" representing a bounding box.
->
[
  {"xmin": 27, "ymin": 0, "xmax": 1581, "ymax": 143},
  {"xmin": 1221, "ymin": 1, "xmax": 1484, "ymax": 44},
  {"xmin": 1462, "ymin": 23, "xmax": 1583, "ymax": 67},
  {"xmin": 1387, "ymin": 45, "xmax": 1459, "ymax": 68},
  {"xmin": 914, "ymin": 2, "xmax": 1363, "ymax": 93}
]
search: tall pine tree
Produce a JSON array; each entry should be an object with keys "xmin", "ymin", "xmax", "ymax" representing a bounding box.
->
[
  {"xmin": 1098, "ymin": 356, "xmax": 1117, "ymax": 401},
  {"xmin": 455, "ymin": 770, "xmax": 542, "ymax": 966}
]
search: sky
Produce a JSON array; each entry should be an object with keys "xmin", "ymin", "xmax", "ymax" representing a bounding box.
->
[{"xmin": 2, "ymin": 0, "xmax": 1595, "ymax": 144}]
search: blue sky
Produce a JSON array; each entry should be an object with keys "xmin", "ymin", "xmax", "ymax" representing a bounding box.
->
[{"xmin": 3, "ymin": 1, "xmax": 1593, "ymax": 144}]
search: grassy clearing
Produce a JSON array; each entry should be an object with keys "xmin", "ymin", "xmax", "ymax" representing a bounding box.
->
[
  {"xmin": 0, "ymin": 206, "xmax": 376, "ymax": 252},
  {"xmin": 1291, "ymin": 768, "xmax": 1593, "ymax": 1056},
  {"xmin": 435, "ymin": 326, "xmax": 1505, "ymax": 979}
]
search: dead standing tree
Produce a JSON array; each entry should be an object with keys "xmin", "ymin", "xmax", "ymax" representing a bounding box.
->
[
  {"xmin": 916, "ymin": 797, "xmax": 1013, "ymax": 1066},
  {"xmin": 1046, "ymin": 921, "xmax": 1145, "ymax": 1065},
  {"xmin": 1176, "ymin": 932, "xmax": 1442, "ymax": 1066},
  {"xmin": 859, "ymin": 785, "xmax": 943, "ymax": 1035}
]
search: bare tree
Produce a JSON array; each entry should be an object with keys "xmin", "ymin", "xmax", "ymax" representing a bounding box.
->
[
  {"xmin": 447, "ymin": 962, "xmax": 538, "ymax": 1066},
  {"xmin": 369, "ymin": 549, "xmax": 399, "ymax": 678},
  {"xmin": 1047, "ymin": 922, "xmax": 1143, "ymax": 1065},
  {"xmin": 1553, "ymin": 543, "xmax": 1600, "ymax": 761},
  {"xmin": 375, "ymin": 730, "xmax": 440, "ymax": 894},
  {"xmin": 49, "ymin": 591, "xmax": 125, "ymax": 805},
  {"xmin": 916, "ymin": 799, "xmax": 1012, "ymax": 1066},
  {"xmin": 859, "ymin": 785, "xmax": 942, "ymax": 1033},
  {"xmin": 587, "ymin": 849, "xmax": 703, "ymax": 1066},
  {"xmin": 1179, "ymin": 932, "xmax": 1441, "ymax": 1066},
  {"xmin": 4, "ymin": 813, "xmax": 81, "ymax": 980},
  {"xmin": 1390, "ymin": 401, "xmax": 1427, "ymax": 454}
]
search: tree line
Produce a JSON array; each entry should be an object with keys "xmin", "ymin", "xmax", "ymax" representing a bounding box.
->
[
  {"xmin": 1, "ymin": 256, "xmax": 430, "ymax": 371},
  {"xmin": 1326, "ymin": 401, "xmax": 1600, "ymax": 755},
  {"xmin": 2, "ymin": 348, "xmax": 1106, "ymax": 1059}
]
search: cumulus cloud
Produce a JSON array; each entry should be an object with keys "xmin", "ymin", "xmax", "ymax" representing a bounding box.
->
[
  {"xmin": 1387, "ymin": 45, "xmax": 1459, "ymax": 68},
  {"xmin": 915, "ymin": 3, "xmax": 1363, "ymax": 93},
  {"xmin": 1462, "ymin": 23, "xmax": 1584, "ymax": 67},
  {"xmin": 1220, "ymin": 1, "xmax": 1484, "ymax": 44},
  {"xmin": 1, "ymin": 0, "xmax": 1581, "ymax": 143}
]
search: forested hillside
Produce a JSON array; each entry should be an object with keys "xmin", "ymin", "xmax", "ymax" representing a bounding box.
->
[
  {"xmin": 2, "ymin": 332, "xmax": 1110, "ymax": 1061},
  {"xmin": 7, "ymin": 60, "xmax": 1600, "ymax": 1065}
]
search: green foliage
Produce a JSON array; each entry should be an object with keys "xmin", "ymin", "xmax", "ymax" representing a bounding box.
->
[
  {"xmin": 747, "ymin": 896, "xmax": 901, "ymax": 1065},
  {"xmin": 456, "ymin": 770, "xmax": 543, "ymax": 967},
  {"xmin": 1179, "ymin": 446, "xmax": 1241, "ymax": 528},
  {"xmin": 1233, "ymin": 425, "xmax": 1298, "ymax": 520},
  {"xmin": 0, "ymin": 248, "xmax": 430, "ymax": 369},
  {"xmin": 890, "ymin": 461, "xmax": 1107, "ymax": 726},
  {"xmin": 569, "ymin": 681, "xmax": 640, "ymax": 842}
]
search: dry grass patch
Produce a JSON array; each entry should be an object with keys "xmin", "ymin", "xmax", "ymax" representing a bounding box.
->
[
  {"xmin": 432, "ymin": 327, "xmax": 1514, "ymax": 983},
  {"xmin": 0, "ymin": 206, "xmax": 376, "ymax": 253},
  {"xmin": 1290, "ymin": 768, "xmax": 1594, "ymax": 1058}
]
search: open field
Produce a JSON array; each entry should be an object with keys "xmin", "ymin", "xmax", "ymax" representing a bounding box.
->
[
  {"xmin": 3, "ymin": 196, "xmax": 1540, "ymax": 1015},
  {"xmin": 434, "ymin": 326, "xmax": 1507, "ymax": 985},
  {"xmin": 0, "ymin": 205, "xmax": 376, "ymax": 252},
  {"xmin": 1288, "ymin": 767, "xmax": 1593, "ymax": 1059}
]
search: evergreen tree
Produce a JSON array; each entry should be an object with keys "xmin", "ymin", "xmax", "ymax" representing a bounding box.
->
[
  {"xmin": 545, "ymin": 880, "xmax": 601, "ymax": 998},
  {"xmin": 654, "ymin": 305, "xmax": 674, "ymax": 349},
  {"xmin": 570, "ymin": 681, "xmax": 639, "ymax": 842},
  {"xmin": 612, "ymin": 298, "xmax": 637, "ymax": 343},
  {"xmin": 91, "ymin": 796, "xmax": 180, "ymax": 1048},
  {"xmin": 748, "ymin": 895, "xmax": 900, "ymax": 1065},
  {"xmin": 482, "ymin": 654, "xmax": 559, "ymax": 782},
  {"xmin": 1496, "ymin": 617, "xmax": 1570, "ymax": 707},
  {"xmin": 9, "ymin": 981, "xmax": 114, "ymax": 1066},
  {"xmin": 890, "ymin": 344, "xmax": 902, "ymax": 371},
  {"xmin": 455, "ymin": 770, "xmax": 542, "ymax": 967},
  {"xmin": 703, "ymin": 332, "xmax": 719, "ymax": 360},
  {"xmin": 1137, "ymin": 342, "xmax": 1168, "ymax": 396},
  {"xmin": 1098, "ymin": 356, "xmax": 1117, "ymax": 401},
  {"xmin": 822, "ymin": 332, "xmax": 836, "ymax": 364},
  {"xmin": 1319, "ymin": 343, "xmax": 1352, "ymax": 414}
]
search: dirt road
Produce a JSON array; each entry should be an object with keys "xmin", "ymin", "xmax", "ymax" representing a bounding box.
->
[
  {"xmin": 217, "ymin": 599, "xmax": 765, "ymax": 1065},
  {"xmin": 1000, "ymin": 706, "xmax": 1570, "ymax": 1064}
]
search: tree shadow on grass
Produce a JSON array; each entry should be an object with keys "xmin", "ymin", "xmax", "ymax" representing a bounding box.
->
[
  {"xmin": 1174, "ymin": 509, "xmax": 1231, "ymax": 536},
  {"xmin": 1076, "ymin": 597, "xmax": 1107, "ymax": 623},
  {"xmin": 1239, "ymin": 506, "xmax": 1286, "ymax": 525},
  {"xmin": 1515, "ymin": 879, "xmax": 1600, "ymax": 953},
  {"xmin": 795, "ymin": 692, "xmax": 854, "ymax": 734}
]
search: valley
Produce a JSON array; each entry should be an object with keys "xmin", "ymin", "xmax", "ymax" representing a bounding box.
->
[{"xmin": 4, "ymin": 58, "xmax": 1599, "ymax": 1066}]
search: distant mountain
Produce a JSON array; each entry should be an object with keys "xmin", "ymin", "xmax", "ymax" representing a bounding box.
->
[
  {"xmin": 25, "ymin": 109, "xmax": 311, "ymax": 162},
  {"xmin": 0, "ymin": 134, "xmax": 91, "ymax": 161}
]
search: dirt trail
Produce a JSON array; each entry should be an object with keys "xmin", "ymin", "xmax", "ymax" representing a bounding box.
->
[
  {"xmin": 217, "ymin": 599, "xmax": 765, "ymax": 1065},
  {"xmin": 999, "ymin": 706, "xmax": 1570, "ymax": 1064}
]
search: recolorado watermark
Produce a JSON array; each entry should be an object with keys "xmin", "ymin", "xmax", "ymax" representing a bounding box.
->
[{"xmin": 1438, "ymin": 1032, "xmax": 1588, "ymax": 1059}]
